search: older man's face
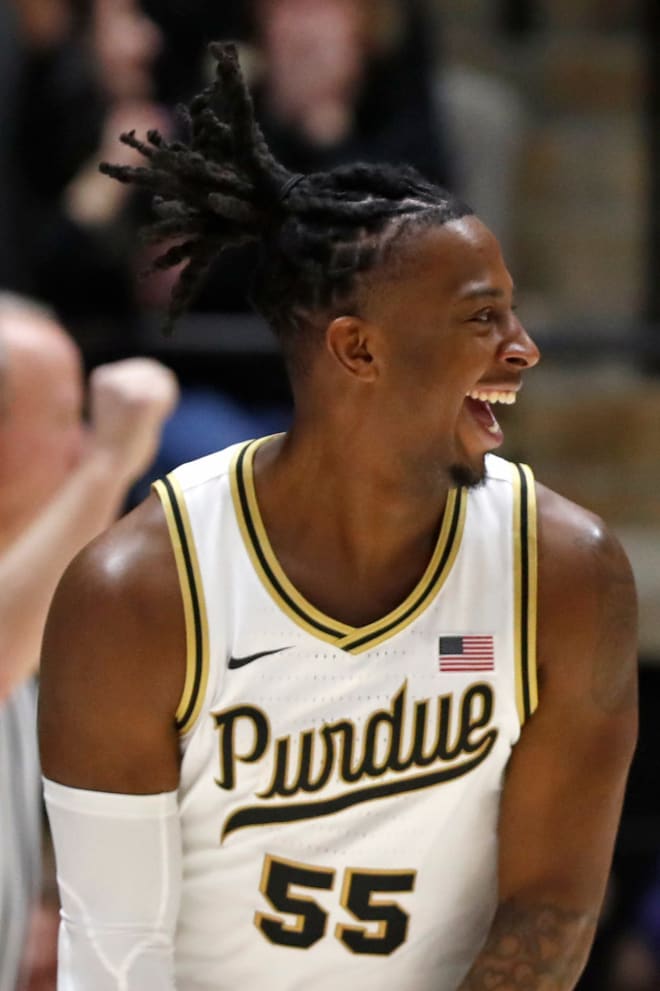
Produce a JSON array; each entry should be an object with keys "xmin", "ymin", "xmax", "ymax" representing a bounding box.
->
[{"xmin": 0, "ymin": 314, "xmax": 85, "ymax": 528}]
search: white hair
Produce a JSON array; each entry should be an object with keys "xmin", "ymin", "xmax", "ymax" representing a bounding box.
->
[{"xmin": 0, "ymin": 291, "xmax": 56, "ymax": 324}]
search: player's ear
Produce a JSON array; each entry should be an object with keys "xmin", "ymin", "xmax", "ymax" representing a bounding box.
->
[{"xmin": 325, "ymin": 316, "xmax": 379, "ymax": 383}]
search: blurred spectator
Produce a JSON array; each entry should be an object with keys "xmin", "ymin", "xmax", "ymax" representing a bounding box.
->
[
  {"xmin": 31, "ymin": 0, "xmax": 167, "ymax": 337},
  {"xmin": 3, "ymin": 0, "xmax": 456, "ymax": 345},
  {"xmin": 0, "ymin": 1, "xmax": 23, "ymax": 286},
  {"xmin": 600, "ymin": 863, "xmax": 660, "ymax": 990},
  {"xmin": 138, "ymin": 0, "xmax": 530, "ymax": 311},
  {"xmin": 0, "ymin": 292, "xmax": 179, "ymax": 990},
  {"xmin": 1, "ymin": 0, "xmax": 166, "ymax": 342},
  {"xmin": 135, "ymin": 0, "xmax": 453, "ymax": 316},
  {"xmin": 142, "ymin": 0, "xmax": 451, "ymax": 182},
  {"xmin": 1, "ymin": 0, "xmax": 101, "ymax": 293},
  {"xmin": 607, "ymin": 934, "xmax": 659, "ymax": 991},
  {"xmin": 249, "ymin": 0, "xmax": 449, "ymax": 178},
  {"xmin": 440, "ymin": 65, "xmax": 527, "ymax": 261}
]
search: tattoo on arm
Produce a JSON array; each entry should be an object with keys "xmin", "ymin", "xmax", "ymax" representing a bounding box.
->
[{"xmin": 456, "ymin": 900, "xmax": 597, "ymax": 991}]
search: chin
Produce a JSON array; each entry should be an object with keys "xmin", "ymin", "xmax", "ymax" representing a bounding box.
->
[{"xmin": 448, "ymin": 459, "xmax": 487, "ymax": 490}]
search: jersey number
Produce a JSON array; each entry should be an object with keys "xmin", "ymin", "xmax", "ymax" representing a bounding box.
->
[{"xmin": 255, "ymin": 854, "xmax": 416, "ymax": 955}]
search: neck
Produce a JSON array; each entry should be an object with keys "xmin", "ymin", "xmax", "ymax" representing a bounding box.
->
[
  {"xmin": 255, "ymin": 421, "xmax": 453, "ymax": 570},
  {"xmin": 249, "ymin": 422, "xmax": 458, "ymax": 627}
]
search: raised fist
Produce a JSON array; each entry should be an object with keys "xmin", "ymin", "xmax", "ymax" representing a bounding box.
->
[{"xmin": 87, "ymin": 357, "xmax": 179, "ymax": 484}]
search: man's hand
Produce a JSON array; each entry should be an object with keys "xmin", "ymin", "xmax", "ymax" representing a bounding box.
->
[
  {"xmin": 87, "ymin": 357, "xmax": 179, "ymax": 485},
  {"xmin": 67, "ymin": 102, "xmax": 170, "ymax": 226}
]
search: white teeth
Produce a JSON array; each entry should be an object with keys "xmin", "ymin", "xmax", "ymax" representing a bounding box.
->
[{"xmin": 466, "ymin": 390, "xmax": 517, "ymax": 405}]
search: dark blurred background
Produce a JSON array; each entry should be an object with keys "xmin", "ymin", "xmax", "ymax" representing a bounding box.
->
[{"xmin": 1, "ymin": 1, "xmax": 658, "ymax": 988}]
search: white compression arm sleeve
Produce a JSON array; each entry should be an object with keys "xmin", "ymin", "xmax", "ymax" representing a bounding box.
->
[{"xmin": 43, "ymin": 778, "xmax": 181, "ymax": 991}]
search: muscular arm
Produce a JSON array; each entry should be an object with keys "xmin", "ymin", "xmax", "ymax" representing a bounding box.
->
[
  {"xmin": 39, "ymin": 492, "xmax": 184, "ymax": 792},
  {"xmin": 457, "ymin": 485, "xmax": 638, "ymax": 991},
  {"xmin": 38, "ymin": 494, "xmax": 186, "ymax": 990}
]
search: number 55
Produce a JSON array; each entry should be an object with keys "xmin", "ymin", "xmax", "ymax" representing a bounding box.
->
[{"xmin": 255, "ymin": 854, "xmax": 416, "ymax": 955}]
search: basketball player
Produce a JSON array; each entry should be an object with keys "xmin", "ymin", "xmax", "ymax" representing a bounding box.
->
[
  {"xmin": 38, "ymin": 45, "xmax": 637, "ymax": 991},
  {"xmin": 0, "ymin": 294, "xmax": 178, "ymax": 990}
]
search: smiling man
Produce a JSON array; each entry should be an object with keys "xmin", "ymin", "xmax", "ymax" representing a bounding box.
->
[{"xmin": 38, "ymin": 44, "xmax": 637, "ymax": 991}]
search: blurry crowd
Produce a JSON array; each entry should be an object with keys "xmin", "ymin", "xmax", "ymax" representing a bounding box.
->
[
  {"xmin": 0, "ymin": 0, "xmax": 465, "ymax": 486},
  {"xmin": 0, "ymin": 1, "xmax": 657, "ymax": 989},
  {"xmin": 0, "ymin": 0, "xmax": 451, "ymax": 343}
]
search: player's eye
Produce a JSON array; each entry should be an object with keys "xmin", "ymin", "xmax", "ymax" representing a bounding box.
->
[{"xmin": 471, "ymin": 308, "xmax": 495, "ymax": 324}]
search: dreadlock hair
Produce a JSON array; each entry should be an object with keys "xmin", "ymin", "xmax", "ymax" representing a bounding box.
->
[{"xmin": 100, "ymin": 42, "xmax": 472, "ymax": 373}]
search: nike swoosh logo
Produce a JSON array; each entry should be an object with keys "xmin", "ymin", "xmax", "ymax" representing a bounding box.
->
[{"xmin": 228, "ymin": 647, "xmax": 293, "ymax": 669}]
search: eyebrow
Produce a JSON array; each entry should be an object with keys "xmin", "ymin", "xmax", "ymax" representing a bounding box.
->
[{"xmin": 456, "ymin": 285, "xmax": 513, "ymax": 302}]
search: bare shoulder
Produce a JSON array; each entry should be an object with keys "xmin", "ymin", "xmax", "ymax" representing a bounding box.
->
[
  {"xmin": 536, "ymin": 481, "xmax": 630, "ymax": 574},
  {"xmin": 39, "ymin": 492, "xmax": 185, "ymax": 791},
  {"xmin": 493, "ymin": 485, "xmax": 637, "ymax": 917},
  {"xmin": 69, "ymin": 489, "xmax": 180, "ymax": 607},
  {"xmin": 44, "ymin": 490, "xmax": 182, "ymax": 650},
  {"xmin": 535, "ymin": 481, "xmax": 637, "ymax": 716}
]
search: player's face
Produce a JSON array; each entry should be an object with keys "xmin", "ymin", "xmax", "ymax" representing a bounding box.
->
[{"xmin": 367, "ymin": 216, "xmax": 540, "ymax": 486}]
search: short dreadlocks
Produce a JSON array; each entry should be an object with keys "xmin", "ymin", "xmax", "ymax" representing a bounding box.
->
[{"xmin": 100, "ymin": 42, "xmax": 471, "ymax": 369}]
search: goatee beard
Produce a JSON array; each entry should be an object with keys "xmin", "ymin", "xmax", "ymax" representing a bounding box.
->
[{"xmin": 448, "ymin": 462, "xmax": 487, "ymax": 489}]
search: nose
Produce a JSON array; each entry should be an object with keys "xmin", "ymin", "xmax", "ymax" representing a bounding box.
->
[{"xmin": 498, "ymin": 315, "xmax": 541, "ymax": 370}]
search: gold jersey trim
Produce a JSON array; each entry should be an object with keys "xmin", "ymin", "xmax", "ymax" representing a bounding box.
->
[
  {"xmin": 512, "ymin": 463, "xmax": 539, "ymax": 724},
  {"xmin": 230, "ymin": 438, "xmax": 467, "ymax": 655},
  {"xmin": 153, "ymin": 475, "xmax": 210, "ymax": 735}
]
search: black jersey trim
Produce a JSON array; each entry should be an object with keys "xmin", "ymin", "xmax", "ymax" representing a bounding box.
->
[
  {"xmin": 342, "ymin": 488, "xmax": 466, "ymax": 651},
  {"xmin": 231, "ymin": 439, "xmax": 467, "ymax": 654},
  {"xmin": 513, "ymin": 463, "xmax": 538, "ymax": 723},
  {"xmin": 234, "ymin": 441, "xmax": 346, "ymax": 640},
  {"xmin": 153, "ymin": 476, "xmax": 209, "ymax": 734}
]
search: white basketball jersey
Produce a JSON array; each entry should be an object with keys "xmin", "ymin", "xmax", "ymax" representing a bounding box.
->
[{"xmin": 153, "ymin": 437, "xmax": 538, "ymax": 991}]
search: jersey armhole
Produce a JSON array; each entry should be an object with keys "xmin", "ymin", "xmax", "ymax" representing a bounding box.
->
[
  {"xmin": 152, "ymin": 475, "xmax": 210, "ymax": 736},
  {"xmin": 512, "ymin": 463, "xmax": 539, "ymax": 725}
]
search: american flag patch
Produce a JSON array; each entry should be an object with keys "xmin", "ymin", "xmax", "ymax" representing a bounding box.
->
[{"xmin": 439, "ymin": 635, "xmax": 495, "ymax": 672}]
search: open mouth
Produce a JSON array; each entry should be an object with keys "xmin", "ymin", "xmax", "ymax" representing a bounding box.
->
[{"xmin": 463, "ymin": 388, "xmax": 518, "ymax": 445}]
